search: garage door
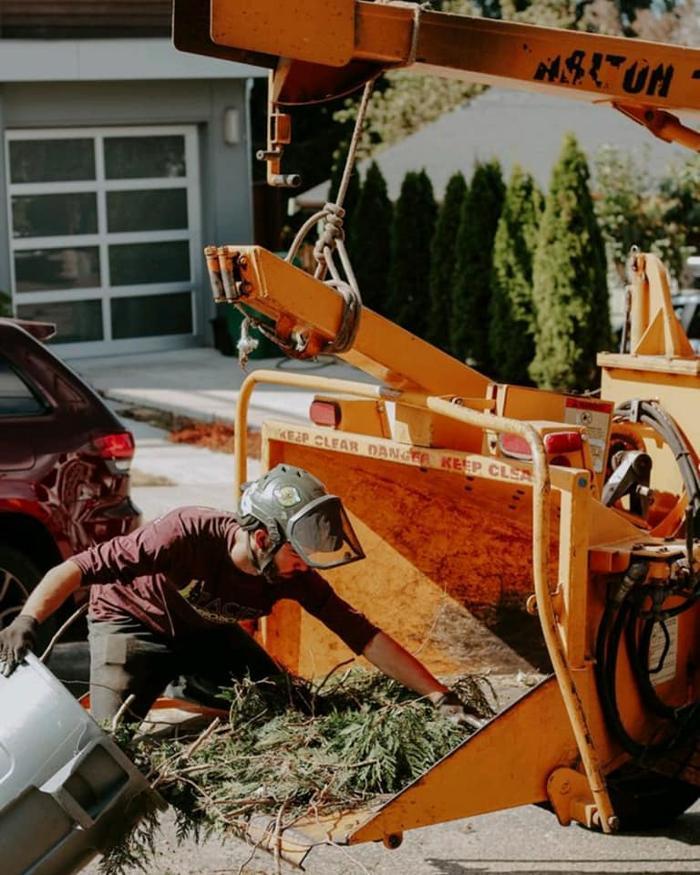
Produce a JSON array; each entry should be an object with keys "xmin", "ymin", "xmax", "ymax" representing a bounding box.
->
[{"xmin": 5, "ymin": 126, "xmax": 201, "ymax": 356}]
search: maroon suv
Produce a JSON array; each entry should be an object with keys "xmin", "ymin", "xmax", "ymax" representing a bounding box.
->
[{"xmin": 0, "ymin": 318, "xmax": 141, "ymax": 638}]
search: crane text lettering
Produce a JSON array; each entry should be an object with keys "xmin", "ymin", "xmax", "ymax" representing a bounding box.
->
[{"xmin": 533, "ymin": 50, "xmax": 674, "ymax": 99}]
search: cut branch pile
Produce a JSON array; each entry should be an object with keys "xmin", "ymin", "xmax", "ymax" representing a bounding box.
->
[{"xmin": 101, "ymin": 670, "xmax": 495, "ymax": 875}]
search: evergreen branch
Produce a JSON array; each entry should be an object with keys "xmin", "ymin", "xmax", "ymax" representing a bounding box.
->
[{"xmin": 100, "ymin": 670, "xmax": 495, "ymax": 875}]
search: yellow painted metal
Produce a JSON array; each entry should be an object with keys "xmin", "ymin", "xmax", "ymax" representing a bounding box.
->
[
  {"xmin": 614, "ymin": 104, "xmax": 700, "ymax": 152},
  {"xmin": 557, "ymin": 469, "xmax": 592, "ymax": 670},
  {"xmin": 412, "ymin": 9, "xmax": 700, "ymax": 113},
  {"xmin": 223, "ymin": 243, "xmax": 700, "ymax": 840},
  {"xmin": 205, "ymin": 2, "xmax": 700, "ymax": 116},
  {"xmin": 210, "ymin": 0, "xmax": 356, "ymax": 67},
  {"xmin": 495, "ymin": 384, "xmax": 614, "ymax": 495},
  {"xmin": 424, "ymin": 396, "xmax": 615, "ymax": 833},
  {"xmin": 628, "ymin": 253, "xmax": 695, "ymax": 357},
  {"xmin": 242, "ymin": 408, "xmax": 695, "ymax": 840},
  {"xmin": 599, "ymin": 254, "xmax": 700, "ymax": 510},
  {"xmin": 348, "ymin": 677, "xmax": 576, "ymax": 842},
  {"xmin": 233, "ymin": 366, "xmax": 617, "ymax": 832},
  {"xmin": 263, "ymin": 423, "xmax": 550, "ymax": 675},
  {"xmin": 312, "ymin": 394, "xmax": 392, "ymax": 439},
  {"xmin": 353, "ymin": 0, "xmax": 417, "ymax": 66},
  {"xmin": 547, "ymin": 768, "xmax": 598, "ymax": 828},
  {"xmin": 234, "ymin": 247, "xmax": 490, "ymax": 401},
  {"xmin": 180, "ymin": 2, "xmax": 700, "ymax": 192},
  {"xmin": 233, "ymin": 369, "xmax": 390, "ymax": 496}
]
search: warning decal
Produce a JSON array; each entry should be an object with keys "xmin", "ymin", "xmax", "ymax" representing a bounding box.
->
[{"xmin": 564, "ymin": 397, "xmax": 613, "ymax": 474}]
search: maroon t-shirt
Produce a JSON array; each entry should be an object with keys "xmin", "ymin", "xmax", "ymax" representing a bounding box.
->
[{"xmin": 70, "ymin": 506, "xmax": 378, "ymax": 655}]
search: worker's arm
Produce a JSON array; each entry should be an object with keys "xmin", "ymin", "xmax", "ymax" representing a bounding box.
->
[
  {"xmin": 22, "ymin": 559, "xmax": 84, "ymax": 622},
  {"xmin": 362, "ymin": 631, "xmax": 447, "ymax": 701},
  {"xmin": 363, "ymin": 631, "xmax": 487, "ymax": 728},
  {"xmin": 0, "ymin": 559, "xmax": 83, "ymax": 676},
  {"xmin": 302, "ymin": 577, "xmax": 485, "ymax": 725}
]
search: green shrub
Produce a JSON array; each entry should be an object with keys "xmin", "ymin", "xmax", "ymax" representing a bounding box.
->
[{"xmin": 530, "ymin": 134, "xmax": 611, "ymax": 392}]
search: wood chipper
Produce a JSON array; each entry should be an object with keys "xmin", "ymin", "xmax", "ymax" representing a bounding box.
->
[{"xmin": 173, "ymin": 0, "xmax": 700, "ymax": 860}]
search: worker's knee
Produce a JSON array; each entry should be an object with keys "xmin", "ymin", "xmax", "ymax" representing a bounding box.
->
[{"xmin": 88, "ymin": 620, "xmax": 176, "ymax": 724}]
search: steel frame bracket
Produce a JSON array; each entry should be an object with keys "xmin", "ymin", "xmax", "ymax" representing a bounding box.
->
[{"xmin": 547, "ymin": 767, "xmax": 612, "ymax": 831}]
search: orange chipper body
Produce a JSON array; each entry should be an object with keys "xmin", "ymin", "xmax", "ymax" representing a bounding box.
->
[{"xmin": 174, "ymin": 0, "xmax": 700, "ymax": 862}]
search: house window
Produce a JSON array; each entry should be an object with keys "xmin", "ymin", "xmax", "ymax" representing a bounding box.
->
[{"xmin": 6, "ymin": 127, "xmax": 200, "ymax": 354}]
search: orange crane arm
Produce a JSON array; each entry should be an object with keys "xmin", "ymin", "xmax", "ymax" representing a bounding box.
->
[{"xmin": 175, "ymin": 0, "xmax": 700, "ymax": 171}]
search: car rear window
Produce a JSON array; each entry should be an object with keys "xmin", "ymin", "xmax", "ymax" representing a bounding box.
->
[{"xmin": 0, "ymin": 356, "xmax": 46, "ymax": 416}]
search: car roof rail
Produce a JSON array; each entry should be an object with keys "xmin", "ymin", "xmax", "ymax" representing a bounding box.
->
[{"xmin": 0, "ymin": 317, "xmax": 56, "ymax": 341}]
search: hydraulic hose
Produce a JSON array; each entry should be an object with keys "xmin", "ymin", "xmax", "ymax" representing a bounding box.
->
[
  {"xmin": 595, "ymin": 561, "xmax": 700, "ymax": 760},
  {"xmin": 627, "ymin": 611, "xmax": 675, "ymax": 720},
  {"xmin": 614, "ymin": 400, "xmax": 700, "ymax": 535}
]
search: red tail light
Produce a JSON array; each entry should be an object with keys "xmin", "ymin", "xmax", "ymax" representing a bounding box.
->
[
  {"xmin": 543, "ymin": 431, "xmax": 583, "ymax": 454},
  {"xmin": 94, "ymin": 431, "xmax": 135, "ymax": 460},
  {"xmin": 501, "ymin": 431, "xmax": 583, "ymax": 460},
  {"xmin": 310, "ymin": 400, "xmax": 341, "ymax": 428},
  {"xmin": 500, "ymin": 434, "xmax": 531, "ymax": 457}
]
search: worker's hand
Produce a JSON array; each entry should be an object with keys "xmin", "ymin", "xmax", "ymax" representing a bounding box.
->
[
  {"xmin": 0, "ymin": 615, "xmax": 38, "ymax": 677},
  {"xmin": 433, "ymin": 690, "xmax": 487, "ymax": 731}
]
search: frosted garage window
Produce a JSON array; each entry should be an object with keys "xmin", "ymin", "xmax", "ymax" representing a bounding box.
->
[
  {"xmin": 17, "ymin": 300, "xmax": 103, "ymax": 344},
  {"xmin": 14, "ymin": 248, "xmax": 100, "ymax": 293},
  {"xmin": 108, "ymin": 241, "xmax": 190, "ymax": 286},
  {"xmin": 7, "ymin": 125, "xmax": 199, "ymax": 353},
  {"xmin": 12, "ymin": 193, "xmax": 98, "ymax": 239},
  {"xmin": 9, "ymin": 139, "xmax": 95, "ymax": 183},
  {"xmin": 111, "ymin": 292, "xmax": 192, "ymax": 339},
  {"xmin": 106, "ymin": 189, "xmax": 188, "ymax": 233},
  {"xmin": 104, "ymin": 135, "xmax": 186, "ymax": 179}
]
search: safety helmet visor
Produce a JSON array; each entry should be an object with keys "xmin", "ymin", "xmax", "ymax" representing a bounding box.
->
[{"xmin": 287, "ymin": 495, "xmax": 364, "ymax": 569}]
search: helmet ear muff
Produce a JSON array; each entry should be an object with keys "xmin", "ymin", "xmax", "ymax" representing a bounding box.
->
[{"xmin": 247, "ymin": 522, "xmax": 285, "ymax": 578}]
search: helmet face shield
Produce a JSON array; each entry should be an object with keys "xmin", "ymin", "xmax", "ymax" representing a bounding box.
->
[{"xmin": 287, "ymin": 495, "xmax": 365, "ymax": 569}]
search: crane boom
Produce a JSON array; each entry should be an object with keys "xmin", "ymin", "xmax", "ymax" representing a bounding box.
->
[{"xmin": 174, "ymin": 0, "xmax": 700, "ymax": 177}]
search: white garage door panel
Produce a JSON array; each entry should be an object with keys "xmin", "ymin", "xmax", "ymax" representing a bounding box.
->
[{"xmin": 5, "ymin": 125, "xmax": 201, "ymax": 356}]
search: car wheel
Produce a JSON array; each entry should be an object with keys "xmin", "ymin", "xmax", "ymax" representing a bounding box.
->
[{"xmin": 0, "ymin": 543, "xmax": 56, "ymax": 653}]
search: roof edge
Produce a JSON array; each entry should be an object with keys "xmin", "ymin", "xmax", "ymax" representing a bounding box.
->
[{"xmin": 0, "ymin": 38, "xmax": 267, "ymax": 83}]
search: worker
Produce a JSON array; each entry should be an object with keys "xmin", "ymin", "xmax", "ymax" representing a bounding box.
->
[{"xmin": 0, "ymin": 464, "xmax": 482, "ymax": 728}]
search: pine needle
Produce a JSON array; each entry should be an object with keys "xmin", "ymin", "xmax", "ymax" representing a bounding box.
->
[{"xmin": 99, "ymin": 671, "xmax": 495, "ymax": 875}]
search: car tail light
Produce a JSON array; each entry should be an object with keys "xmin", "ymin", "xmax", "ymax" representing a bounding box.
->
[
  {"xmin": 310, "ymin": 400, "xmax": 341, "ymax": 428},
  {"xmin": 94, "ymin": 431, "xmax": 135, "ymax": 473}
]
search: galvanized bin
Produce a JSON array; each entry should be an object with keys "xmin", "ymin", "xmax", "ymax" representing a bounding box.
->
[{"xmin": 0, "ymin": 653, "xmax": 161, "ymax": 875}]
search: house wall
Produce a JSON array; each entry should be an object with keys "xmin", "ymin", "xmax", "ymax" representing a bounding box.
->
[{"xmin": 0, "ymin": 77, "xmax": 254, "ymax": 352}]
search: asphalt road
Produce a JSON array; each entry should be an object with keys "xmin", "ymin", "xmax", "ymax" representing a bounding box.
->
[
  {"xmin": 81, "ymin": 414, "xmax": 700, "ymax": 875},
  {"xmin": 86, "ymin": 792, "xmax": 700, "ymax": 875}
]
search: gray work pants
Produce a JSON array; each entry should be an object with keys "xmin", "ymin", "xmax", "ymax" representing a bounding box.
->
[{"xmin": 88, "ymin": 617, "xmax": 280, "ymax": 724}]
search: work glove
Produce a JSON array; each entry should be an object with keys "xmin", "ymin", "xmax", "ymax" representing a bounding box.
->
[
  {"xmin": 434, "ymin": 690, "xmax": 487, "ymax": 731},
  {"xmin": 0, "ymin": 615, "xmax": 38, "ymax": 677}
]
